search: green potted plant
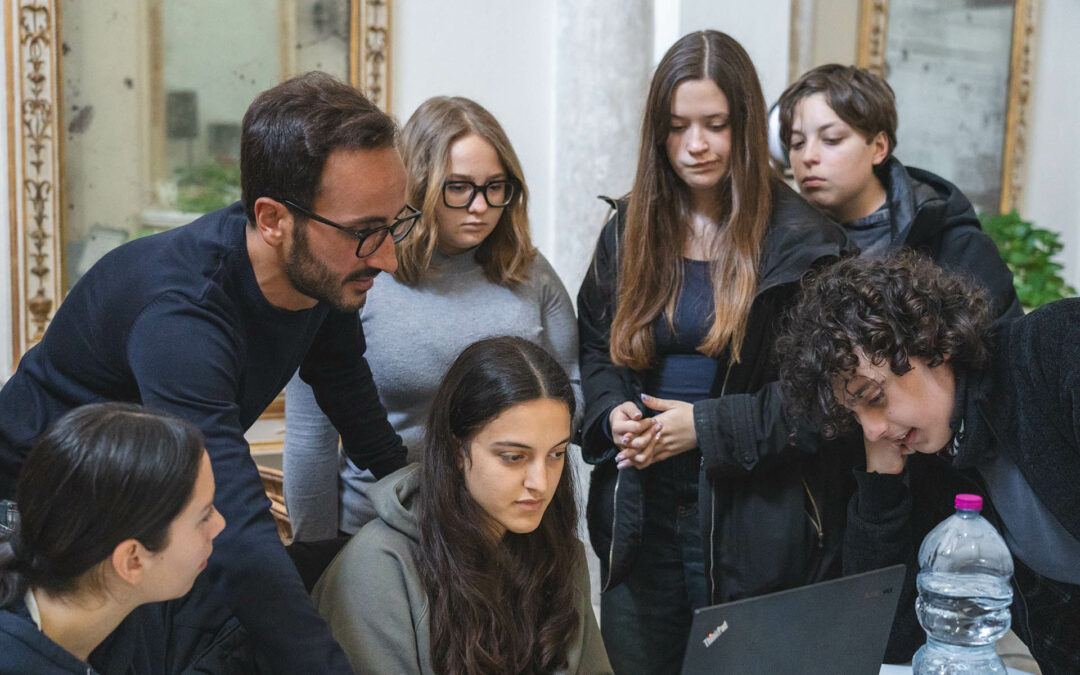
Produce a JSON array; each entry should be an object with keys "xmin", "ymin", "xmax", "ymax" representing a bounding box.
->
[
  {"xmin": 981, "ymin": 211, "xmax": 1077, "ymax": 309},
  {"xmin": 175, "ymin": 159, "xmax": 242, "ymax": 215}
]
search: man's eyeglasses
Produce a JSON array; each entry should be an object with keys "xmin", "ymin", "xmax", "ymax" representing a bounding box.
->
[
  {"xmin": 282, "ymin": 200, "xmax": 420, "ymax": 258},
  {"xmin": 442, "ymin": 180, "xmax": 518, "ymax": 209}
]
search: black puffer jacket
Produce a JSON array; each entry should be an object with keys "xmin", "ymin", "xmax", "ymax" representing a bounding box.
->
[
  {"xmin": 577, "ymin": 179, "xmax": 857, "ymax": 601},
  {"xmin": 880, "ymin": 157, "xmax": 1021, "ymax": 319}
]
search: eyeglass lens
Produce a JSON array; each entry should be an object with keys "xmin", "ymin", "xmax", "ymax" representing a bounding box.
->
[
  {"xmin": 443, "ymin": 181, "xmax": 515, "ymax": 208},
  {"xmin": 355, "ymin": 207, "xmax": 419, "ymax": 257}
]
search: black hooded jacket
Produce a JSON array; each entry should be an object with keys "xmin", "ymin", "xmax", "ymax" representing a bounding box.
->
[
  {"xmin": 577, "ymin": 180, "xmax": 856, "ymax": 601},
  {"xmin": 878, "ymin": 157, "xmax": 1021, "ymax": 319}
]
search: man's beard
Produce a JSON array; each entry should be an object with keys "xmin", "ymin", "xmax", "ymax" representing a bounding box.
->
[{"xmin": 284, "ymin": 222, "xmax": 370, "ymax": 313}]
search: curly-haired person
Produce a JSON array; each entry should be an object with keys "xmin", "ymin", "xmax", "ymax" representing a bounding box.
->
[{"xmin": 778, "ymin": 252, "xmax": 1080, "ymax": 674}]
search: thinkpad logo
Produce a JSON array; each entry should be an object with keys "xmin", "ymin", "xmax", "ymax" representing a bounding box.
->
[{"xmin": 702, "ymin": 620, "xmax": 729, "ymax": 648}]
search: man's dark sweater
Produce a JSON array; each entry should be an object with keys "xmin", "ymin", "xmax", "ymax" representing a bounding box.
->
[{"xmin": 0, "ymin": 202, "xmax": 406, "ymax": 672}]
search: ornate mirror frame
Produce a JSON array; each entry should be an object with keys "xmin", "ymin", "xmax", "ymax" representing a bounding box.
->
[
  {"xmin": 789, "ymin": 0, "xmax": 1037, "ymax": 216},
  {"xmin": 5, "ymin": 0, "xmax": 391, "ymax": 366},
  {"xmin": 855, "ymin": 0, "xmax": 1037, "ymax": 216}
]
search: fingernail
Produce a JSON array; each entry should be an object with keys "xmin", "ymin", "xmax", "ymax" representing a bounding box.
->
[
  {"xmin": 632, "ymin": 411, "xmax": 642, "ymax": 419},
  {"xmin": 622, "ymin": 435, "xmax": 631, "ymax": 445},
  {"xmin": 655, "ymin": 422, "xmax": 663, "ymax": 431},
  {"xmin": 617, "ymin": 460, "xmax": 630, "ymax": 470},
  {"xmin": 640, "ymin": 393, "xmax": 648, "ymax": 401}
]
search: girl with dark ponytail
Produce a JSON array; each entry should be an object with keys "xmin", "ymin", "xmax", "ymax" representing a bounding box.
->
[
  {"xmin": 0, "ymin": 402, "xmax": 225, "ymax": 674},
  {"xmin": 314, "ymin": 336, "xmax": 611, "ymax": 674}
]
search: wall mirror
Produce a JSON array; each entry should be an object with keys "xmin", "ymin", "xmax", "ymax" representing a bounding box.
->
[
  {"xmin": 789, "ymin": 0, "xmax": 1036, "ymax": 215},
  {"xmin": 6, "ymin": 0, "xmax": 390, "ymax": 361}
]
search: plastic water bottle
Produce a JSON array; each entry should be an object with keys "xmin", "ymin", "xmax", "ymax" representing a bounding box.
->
[{"xmin": 912, "ymin": 494, "xmax": 1014, "ymax": 674}]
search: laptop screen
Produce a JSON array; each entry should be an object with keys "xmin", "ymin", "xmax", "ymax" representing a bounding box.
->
[{"xmin": 682, "ymin": 565, "xmax": 906, "ymax": 675}]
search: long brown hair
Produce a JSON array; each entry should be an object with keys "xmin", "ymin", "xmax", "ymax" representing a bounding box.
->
[
  {"xmin": 417, "ymin": 337, "xmax": 580, "ymax": 675},
  {"xmin": 396, "ymin": 96, "xmax": 535, "ymax": 286},
  {"xmin": 610, "ymin": 30, "xmax": 774, "ymax": 370}
]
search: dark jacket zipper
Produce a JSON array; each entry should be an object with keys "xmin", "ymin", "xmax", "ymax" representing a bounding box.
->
[{"xmin": 706, "ymin": 363, "xmax": 733, "ymax": 599}]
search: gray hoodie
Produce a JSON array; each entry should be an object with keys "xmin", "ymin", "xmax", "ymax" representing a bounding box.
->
[{"xmin": 312, "ymin": 464, "xmax": 613, "ymax": 674}]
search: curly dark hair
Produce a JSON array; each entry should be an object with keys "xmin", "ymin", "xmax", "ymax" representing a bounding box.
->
[{"xmin": 777, "ymin": 252, "xmax": 994, "ymax": 438}]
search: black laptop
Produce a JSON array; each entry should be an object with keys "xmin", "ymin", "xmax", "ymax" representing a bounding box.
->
[{"xmin": 681, "ymin": 565, "xmax": 906, "ymax": 675}]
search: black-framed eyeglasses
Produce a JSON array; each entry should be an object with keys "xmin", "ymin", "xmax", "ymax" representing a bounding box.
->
[
  {"xmin": 282, "ymin": 200, "xmax": 420, "ymax": 258},
  {"xmin": 441, "ymin": 180, "xmax": 518, "ymax": 209}
]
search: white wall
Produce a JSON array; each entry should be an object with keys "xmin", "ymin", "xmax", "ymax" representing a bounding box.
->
[{"xmin": 1022, "ymin": 0, "xmax": 1080, "ymax": 291}]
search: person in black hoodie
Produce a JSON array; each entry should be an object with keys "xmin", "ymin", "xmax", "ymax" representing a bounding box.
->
[
  {"xmin": 578, "ymin": 30, "xmax": 852, "ymax": 673},
  {"xmin": 778, "ymin": 253, "xmax": 1080, "ymax": 675},
  {"xmin": 0, "ymin": 403, "xmax": 225, "ymax": 675},
  {"xmin": 777, "ymin": 63, "xmax": 1021, "ymax": 319}
]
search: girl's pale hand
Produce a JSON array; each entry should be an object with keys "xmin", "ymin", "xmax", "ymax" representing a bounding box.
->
[
  {"xmin": 609, "ymin": 400, "xmax": 656, "ymax": 451},
  {"xmin": 614, "ymin": 394, "xmax": 698, "ymax": 469}
]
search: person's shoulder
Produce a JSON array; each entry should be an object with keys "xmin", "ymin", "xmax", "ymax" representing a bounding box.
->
[
  {"xmin": 314, "ymin": 518, "xmax": 418, "ymax": 605},
  {"xmin": 362, "ymin": 267, "xmax": 412, "ymax": 306},
  {"xmin": 999, "ymin": 299, "xmax": 1080, "ymax": 371},
  {"xmin": 767, "ymin": 180, "xmax": 849, "ymax": 251},
  {"xmin": 769, "ymin": 179, "xmax": 833, "ymax": 227},
  {"xmin": 1016, "ymin": 298, "xmax": 1080, "ymax": 337},
  {"xmin": 347, "ymin": 517, "xmax": 416, "ymax": 563},
  {"xmin": 0, "ymin": 607, "xmax": 89, "ymax": 674},
  {"xmin": 581, "ymin": 197, "xmax": 627, "ymax": 284},
  {"xmin": 527, "ymin": 252, "xmax": 569, "ymax": 291},
  {"xmin": 761, "ymin": 180, "xmax": 851, "ymax": 272},
  {"xmin": 903, "ymin": 165, "xmax": 976, "ymax": 220},
  {"xmin": 95, "ymin": 203, "xmax": 248, "ymax": 304},
  {"xmin": 595, "ymin": 196, "xmax": 627, "ymax": 242}
]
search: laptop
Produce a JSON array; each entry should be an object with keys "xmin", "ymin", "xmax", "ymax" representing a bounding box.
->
[{"xmin": 681, "ymin": 564, "xmax": 906, "ymax": 675}]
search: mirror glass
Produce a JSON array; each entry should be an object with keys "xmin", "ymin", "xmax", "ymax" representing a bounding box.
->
[
  {"xmin": 59, "ymin": 0, "xmax": 352, "ymax": 291},
  {"xmin": 884, "ymin": 0, "xmax": 1015, "ymax": 213}
]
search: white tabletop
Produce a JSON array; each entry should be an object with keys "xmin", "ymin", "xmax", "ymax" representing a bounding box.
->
[{"xmin": 880, "ymin": 666, "xmax": 1033, "ymax": 674}]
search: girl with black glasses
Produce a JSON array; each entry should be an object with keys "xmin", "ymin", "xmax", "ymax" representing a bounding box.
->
[{"xmin": 284, "ymin": 96, "xmax": 580, "ymax": 542}]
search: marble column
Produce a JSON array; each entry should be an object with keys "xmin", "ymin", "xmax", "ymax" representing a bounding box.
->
[{"xmin": 552, "ymin": 0, "xmax": 654, "ymax": 296}]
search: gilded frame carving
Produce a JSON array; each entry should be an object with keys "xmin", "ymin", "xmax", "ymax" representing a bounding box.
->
[
  {"xmin": 855, "ymin": 0, "xmax": 1037, "ymax": 214},
  {"xmin": 5, "ymin": 0, "xmax": 63, "ymax": 366},
  {"xmin": 5, "ymin": 0, "xmax": 391, "ymax": 366},
  {"xmin": 353, "ymin": 0, "xmax": 390, "ymax": 112}
]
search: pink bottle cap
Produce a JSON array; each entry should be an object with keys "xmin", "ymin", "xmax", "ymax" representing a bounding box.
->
[{"xmin": 955, "ymin": 494, "xmax": 983, "ymax": 511}]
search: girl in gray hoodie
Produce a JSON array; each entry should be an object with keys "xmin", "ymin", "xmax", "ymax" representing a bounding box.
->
[{"xmin": 314, "ymin": 336, "xmax": 611, "ymax": 674}]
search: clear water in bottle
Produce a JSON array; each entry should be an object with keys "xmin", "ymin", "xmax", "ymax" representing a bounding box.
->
[{"xmin": 912, "ymin": 494, "xmax": 1014, "ymax": 675}]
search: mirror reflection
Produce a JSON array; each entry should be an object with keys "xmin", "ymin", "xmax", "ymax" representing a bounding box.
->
[
  {"xmin": 884, "ymin": 0, "xmax": 1014, "ymax": 213},
  {"xmin": 59, "ymin": 0, "xmax": 352, "ymax": 291}
]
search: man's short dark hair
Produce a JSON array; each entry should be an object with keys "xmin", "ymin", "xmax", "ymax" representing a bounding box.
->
[
  {"xmin": 240, "ymin": 71, "xmax": 398, "ymax": 224},
  {"xmin": 778, "ymin": 64, "xmax": 898, "ymax": 158},
  {"xmin": 777, "ymin": 252, "xmax": 994, "ymax": 438}
]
